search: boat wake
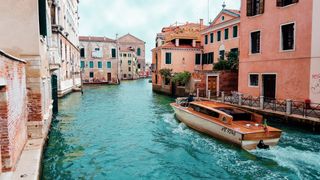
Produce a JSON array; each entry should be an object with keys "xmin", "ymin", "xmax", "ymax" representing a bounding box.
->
[{"xmin": 252, "ymin": 146, "xmax": 320, "ymax": 179}]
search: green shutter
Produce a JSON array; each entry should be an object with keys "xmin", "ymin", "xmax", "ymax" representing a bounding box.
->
[
  {"xmin": 225, "ymin": 29, "xmax": 229, "ymax": 40},
  {"xmin": 217, "ymin": 31, "xmax": 221, "ymax": 41},
  {"xmin": 112, "ymin": 49, "xmax": 116, "ymax": 58},
  {"xmin": 107, "ymin": 62, "xmax": 112, "ymax": 68},
  {"xmin": 205, "ymin": 35, "xmax": 208, "ymax": 44},
  {"xmin": 38, "ymin": 0, "xmax": 47, "ymax": 37},
  {"xmin": 166, "ymin": 53, "xmax": 171, "ymax": 64},
  {"xmin": 195, "ymin": 54, "xmax": 201, "ymax": 65},
  {"xmin": 210, "ymin": 33, "xmax": 214, "ymax": 43},
  {"xmin": 98, "ymin": 61, "xmax": 102, "ymax": 68},
  {"xmin": 89, "ymin": 61, "xmax": 94, "ymax": 68},
  {"xmin": 80, "ymin": 61, "xmax": 85, "ymax": 68},
  {"xmin": 137, "ymin": 48, "xmax": 141, "ymax": 56},
  {"xmin": 233, "ymin": 26, "xmax": 238, "ymax": 38}
]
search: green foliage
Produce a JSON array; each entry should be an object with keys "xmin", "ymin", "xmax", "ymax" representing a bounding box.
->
[
  {"xmin": 172, "ymin": 71, "xmax": 191, "ymax": 86},
  {"xmin": 214, "ymin": 51, "xmax": 239, "ymax": 71},
  {"xmin": 159, "ymin": 68, "xmax": 172, "ymax": 79}
]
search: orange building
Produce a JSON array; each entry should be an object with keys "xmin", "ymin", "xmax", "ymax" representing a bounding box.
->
[
  {"xmin": 199, "ymin": 8, "xmax": 240, "ymax": 96},
  {"xmin": 238, "ymin": 0, "xmax": 320, "ymax": 102},
  {"xmin": 152, "ymin": 20, "xmax": 206, "ymax": 95}
]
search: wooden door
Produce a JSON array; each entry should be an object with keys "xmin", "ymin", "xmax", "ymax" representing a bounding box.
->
[
  {"xmin": 263, "ymin": 74, "xmax": 276, "ymax": 100},
  {"xmin": 208, "ymin": 76, "xmax": 217, "ymax": 96},
  {"xmin": 107, "ymin": 73, "xmax": 112, "ymax": 82}
]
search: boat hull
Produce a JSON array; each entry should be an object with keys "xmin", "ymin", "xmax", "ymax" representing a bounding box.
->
[{"xmin": 171, "ymin": 104, "xmax": 280, "ymax": 150}]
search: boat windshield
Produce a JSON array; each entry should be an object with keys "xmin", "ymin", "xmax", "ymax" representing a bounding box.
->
[
  {"xmin": 190, "ymin": 104, "xmax": 220, "ymax": 118},
  {"xmin": 216, "ymin": 108, "xmax": 252, "ymax": 121}
]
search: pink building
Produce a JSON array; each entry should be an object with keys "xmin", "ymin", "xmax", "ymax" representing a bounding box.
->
[
  {"xmin": 152, "ymin": 21, "xmax": 206, "ymax": 95},
  {"xmin": 199, "ymin": 8, "xmax": 240, "ymax": 96},
  {"xmin": 238, "ymin": 0, "xmax": 320, "ymax": 102}
]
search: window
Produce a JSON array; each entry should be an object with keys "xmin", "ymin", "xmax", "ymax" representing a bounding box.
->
[
  {"xmin": 128, "ymin": 60, "xmax": 132, "ymax": 65},
  {"xmin": 98, "ymin": 61, "xmax": 102, "ymax": 68},
  {"xmin": 165, "ymin": 52, "xmax": 172, "ymax": 64},
  {"xmin": 128, "ymin": 53, "xmax": 131, "ymax": 57},
  {"xmin": 249, "ymin": 74, "xmax": 259, "ymax": 87},
  {"xmin": 277, "ymin": 0, "xmax": 298, "ymax": 7},
  {"xmin": 210, "ymin": 33, "xmax": 214, "ymax": 43},
  {"xmin": 202, "ymin": 54, "xmax": 208, "ymax": 64},
  {"xmin": 120, "ymin": 53, "xmax": 122, "ymax": 57},
  {"xmin": 112, "ymin": 48, "xmax": 116, "ymax": 58},
  {"xmin": 251, "ymin": 31, "xmax": 261, "ymax": 54},
  {"xmin": 208, "ymin": 52, "xmax": 214, "ymax": 64},
  {"xmin": 247, "ymin": 0, "xmax": 265, "ymax": 17},
  {"xmin": 137, "ymin": 48, "xmax": 141, "ymax": 56},
  {"xmin": 95, "ymin": 47, "xmax": 100, "ymax": 51},
  {"xmin": 217, "ymin": 31, "xmax": 221, "ymax": 41},
  {"xmin": 219, "ymin": 50, "xmax": 225, "ymax": 60},
  {"xmin": 222, "ymin": 16, "xmax": 225, "ymax": 21},
  {"xmin": 123, "ymin": 53, "xmax": 127, "ymax": 57},
  {"xmin": 89, "ymin": 61, "xmax": 94, "ymax": 68},
  {"xmin": 107, "ymin": 62, "xmax": 112, "ymax": 69},
  {"xmin": 128, "ymin": 67, "xmax": 131, "ymax": 72},
  {"xmin": 281, "ymin": 23, "xmax": 295, "ymax": 51},
  {"xmin": 233, "ymin": 26, "xmax": 238, "ymax": 38},
  {"xmin": 80, "ymin": 48, "xmax": 85, "ymax": 58},
  {"xmin": 205, "ymin": 35, "xmax": 208, "ymax": 44},
  {"xmin": 38, "ymin": 0, "xmax": 48, "ymax": 37},
  {"xmin": 80, "ymin": 61, "xmax": 85, "ymax": 68},
  {"xmin": 195, "ymin": 54, "xmax": 201, "ymax": 65},
  {"xmin": 231, "ymin": 48, "xmax": 239, "ymax": 54},
  {"xmin": 225, "ymin": 29, "xmax": 229, "ymax": 40},
  {"xmin": 90, "ymin": 72, "xmax": 94, "ymax": 78}
]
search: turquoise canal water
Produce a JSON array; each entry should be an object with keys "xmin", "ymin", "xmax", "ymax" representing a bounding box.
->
[{"xmin": 42, "ymin": 79, "xmax": 320, "ymax": 180}]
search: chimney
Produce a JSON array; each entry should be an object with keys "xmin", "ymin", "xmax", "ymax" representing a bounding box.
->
[{"xmin": 200, "ymin": 19, "xmax": 204, "ymax": 29}]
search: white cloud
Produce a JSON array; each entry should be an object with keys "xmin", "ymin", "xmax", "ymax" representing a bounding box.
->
[{"xmin": 79, "ymin": 0, "xmax": 241, "ymax": 62}]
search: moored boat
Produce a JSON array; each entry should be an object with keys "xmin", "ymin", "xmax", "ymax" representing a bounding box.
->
[{"xmin": 170, "ymin": 99, "xmax": 282, "ymax": 150}]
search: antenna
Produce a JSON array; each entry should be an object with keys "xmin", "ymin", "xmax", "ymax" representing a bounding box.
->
[{"xmin": 207, "ymin": 0, "xmax": 210, "ymax": 23}]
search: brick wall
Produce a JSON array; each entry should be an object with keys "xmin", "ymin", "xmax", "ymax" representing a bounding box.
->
[{"xmin": 0, "ymin": 51, "xmax": 28, "ymax": 172}]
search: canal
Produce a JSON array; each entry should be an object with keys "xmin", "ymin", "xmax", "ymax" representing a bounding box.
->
[{"xmin": 42, "ymin": 79, "xmax": 320, "ymax": 180}]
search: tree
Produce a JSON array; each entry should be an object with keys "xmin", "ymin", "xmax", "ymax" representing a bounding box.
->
[
  {"xmin": 172, "ymin": 71, "xmax": 191, "ymax": 86},
  {"xmin": 159, "ymin": 68, "xmax": 172, "ymax": 85},
  {"xmin": 213, "ymin": 51, "xmax": 239, "ymax": 71}
]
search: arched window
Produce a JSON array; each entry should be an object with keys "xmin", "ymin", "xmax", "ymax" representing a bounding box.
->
[{"xmin": 137, "ymin": 48, "xmax": 141, "ymax": 56}]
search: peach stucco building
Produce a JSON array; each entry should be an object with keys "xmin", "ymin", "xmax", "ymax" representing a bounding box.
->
[
  {"xmin": 199, "ymin": 8, "xmax": 240, "ymax": 96},
  {"xmin": 152, "ymin": 20, "xmax": 206, "ymax": 94},
  {"xmin": 238, "ymin": 0, "xmax": 320, "ymax": 102}
]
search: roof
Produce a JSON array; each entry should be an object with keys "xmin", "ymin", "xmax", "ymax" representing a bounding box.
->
[
  {"xmin": 0, "ymin": 49, "xmax": 26, "ymax": 63},
  {"xmin": 118, "ymin": 33, "xmax": 145, "ymax": 43},
  {"xmin": 156, "ymin": 41, "xmax": 202, "ymax": 49},
  {"xmin": 209, "ymin": 8, "xmax": 240, "ymax": 27},
  {"xmin": 79, "ymin": 36, "xmax": 115, "ymax": 43}
]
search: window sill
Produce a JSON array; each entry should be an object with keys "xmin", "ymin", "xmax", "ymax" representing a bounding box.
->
[
  {"xmin": 247, "ymin": 14, "xmax": 263, "ymax": 19},
  {"xmin": 277, "ymin": 3, "xmax": 298, "ymax": 9},
  {"xmin": 249, "ymin": 52, "xmax": 261, "ymax": 56},
  {"xmin": 249, "ymin": 85, "xmax": 259, "ymax": 88},
  {"xmin": 280, "ymin": 49, "xmax": 295, "ymax": 53}
]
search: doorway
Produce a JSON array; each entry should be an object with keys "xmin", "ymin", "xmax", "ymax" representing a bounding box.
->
[
  {"xmin": 107, "ymin": 73, "xmax": 112, "ymax": 82},
  {"xmin": 51, "ymin": 74, "xmax": 58, "ymax": 113},
  {"xmin": 262, "ymin": 74, "xmax": 276, "ymax": 100},
  {"xmin": 207, "ymin": 76, "xmax": 218, "ymax": 96}
]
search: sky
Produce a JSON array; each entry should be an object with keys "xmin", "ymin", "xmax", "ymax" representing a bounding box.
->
[{"xmin": 79, "ymin": 0, "xmax": 241, "ymax": 63}]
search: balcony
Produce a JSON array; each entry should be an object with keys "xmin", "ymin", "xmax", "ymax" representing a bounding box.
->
[{"xmin": 92, "ymin": 51, "xmax": 103, "ymax": 58}]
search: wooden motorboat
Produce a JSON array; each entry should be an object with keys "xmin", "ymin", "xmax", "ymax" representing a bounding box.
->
[{"xmin": 170, "ymin": 99, "xmax": 282, "ymax": 150}]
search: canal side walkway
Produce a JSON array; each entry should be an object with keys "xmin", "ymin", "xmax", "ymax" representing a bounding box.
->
[{"xmin": 198, "ymin": 92, "xmax": 320, "ymax": 132}]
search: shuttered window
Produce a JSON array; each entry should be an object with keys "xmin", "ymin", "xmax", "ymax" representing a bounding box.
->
[
  {"xmin": 251, "ymin": 31, "xmax": 261, "ymax": 54},
  {"xmin": 90, "ymin": 72, "xmax": 94, "ymax": 78},
  {"xmin": 195, "ymin": 54, "xmax": 201, "ymax": 65},
  {"xmin": 98, "ymin": 61, "xmax": 102, "ymax": 68},
  {"xmin": 217, "ymin": 31, "xmax": 221, "ymax": 41},
  {"xmin": 208, "ymin": 52, "xmax": 214, "ymax": 64},
  {"xmin": 165, "ymin": 52, "xmax": 172, "ymax": 64},
  {"xmin": 281, "ymin": 23, "xmax": 295, "ymax": 50},
  {"xmin": 219, "ymin": 50, "xmax": 225, "ymax": 60},
  {"xmin": 202, "ymin": 54, "xmax": 208, "ymax": 64},
  {"xmin": 38, "ymin": 0, "xmax": 47, "ymax": 37},
  {"xmin": 247, "ymin": 0, "xmax": 264, "ymax": 17},
  {"xmin": 112, "ymin": 48, "xmax": 116, "ymax": 58},
  {"xmin": 225, "ymin": 29, "xmax": 229, "ymax": 40},
  {"xmin": 277, "ymin": 0, "xmax": 298, "ymax": 7},
  {"xmin": 210, "ymin": 33, "xmax": 214, "ymax": 43},
  {"xmin": 205, "ymin": 35, "xmax": 208, "ymax": 44},
  {"xmin": 233, "ymin": 26, "xmax": 238, "ymax": 38},
  {"xmin": 137, "ymin": 48, "xmax": 141, "ymax": 56},
  {"xmin": 80, "ymin": 61, "xmax": 85, "ymax": 68},
  {"xmin": 80, "ymin": 48, "xmax": 85, "ymax": 58},
  {"xmin": 107, "ymin": 62, "xmax": 112, "ymax": 68},
  {"xmin": 89, "ymin": 61, "xmax": 94, "ymax": 68}
]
